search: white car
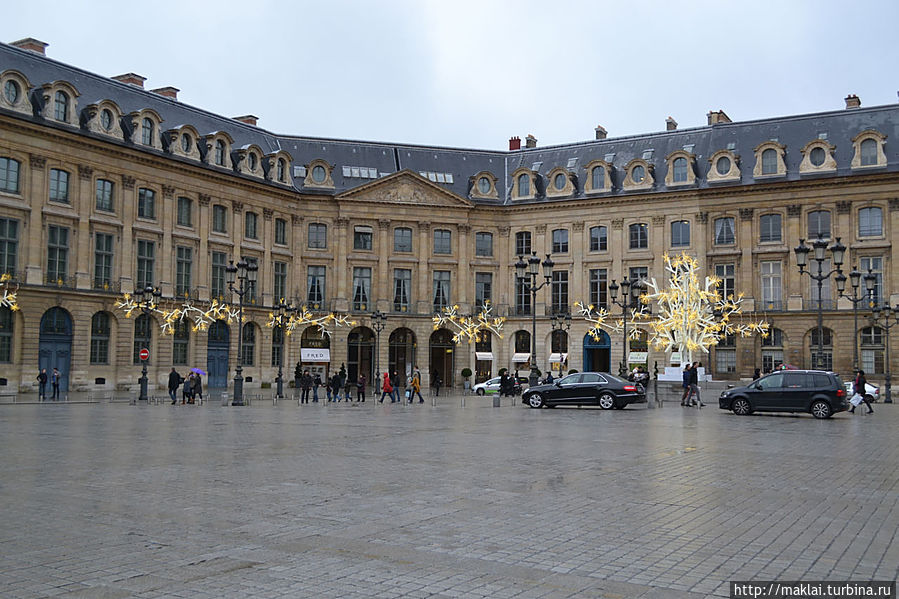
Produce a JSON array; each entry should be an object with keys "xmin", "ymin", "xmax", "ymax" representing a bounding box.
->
[
  {"xmin": 472, "ymin": 377, "xmax": 501, "ymax": 395},
  {"xmin": 844, "ymin": 380, "xmax": 880, "ymax": 402}
]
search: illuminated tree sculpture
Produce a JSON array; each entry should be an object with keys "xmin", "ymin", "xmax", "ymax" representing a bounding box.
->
[
  {"xmin": 432, "ymin": 301, "xmax": 505, "ymax": 343},
  {"xmin": 265, "ymin": 303, "xmax": 356, "ymax": 338},
  {"xmin": 115, "ymin": 294, "xmax": 240, "ymax": 334},
  {"xmin": 573, "ymin": 300, "xmax": 647, "ymax": 342},
  {"xmin": 641, "ymin": 252, "xmax": 768, "ymax": 363},
  {"xmin": 0, "ymin": 273, "xmax": 19, "ymax": 312}
]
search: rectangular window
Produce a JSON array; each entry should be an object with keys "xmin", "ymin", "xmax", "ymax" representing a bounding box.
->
[
  {"xmin": 308, "ymin": 223, "xmax": 327, "ymax": 249},
  {"xmin": 589, "ymin": 226, "xmax": 607, "ymax": 252},
  {"xmin": 49, "ymin": 169, "xmax": 69, "ymax": 203},
  {"xmin": 552, "ymin": 229, "xmax": 569, "ymax": 253},
  {"xmin": 95, "ymin": 179, "xmax": 114, "ymax": 212},
  {"xmin": 393, "ymin": 268, "xmax": 411, "ymax": 312},
  {"xmin": 762, "ymin": 350, "xmax": 784, "ymax": 373},
  {"xmin": 136, "ymin": 240, "xmax": 155, "ymax": 290},
  {"xmin": 671, "ymin": 220, "xmax": 690, "ymax": 247},
  {"xmin": 212, "ymin": 205, "xmax": 227, "ymax": 233},
  {"xmin": 858, "ymin": 207, "xmax": 883, "ymax": 237},
  {"xmin": 760, "ymin": 213, "xmax": 782, "ymax": 242},
  {"xmin": 715, "ymin": 349, "xmax": 736, "ymax": 374},
  {"xmin": 475, "ymin": 232, "xmax": 493, "ymax": 257},
  {"xmin": 273, "ymin": 261, "xmax": 287, "ymax": 300},
  {"xmin": 0, "ymin": 218, "xmax": 18, "ymax": 276},
  {"xmin": 275, "ymin": 218, "xmax": 287, "ymax": 245},
  {"xmin": 761, "ymin": 261, "xmax": 782, "ymax": 309},
  {"xmin": 138, "ymin": 188, "xmax": 156, "ymax": 219},
  {"xmin": 715, "ymin": 264, "xmax": 735, "ymax": 301},
  {"xmin": 394, "ymin": 227, "xmax": 412, "ymax": 253},
  {"xmin": 177, "ymin": 196, "xmax": 192, "ymax": 227},
  {"xmin": 307, "ymin": 266, "xmax": 326, "ymax": 308},
  {"xmin": 433, "ymin": 270, "xmax": 451, "ymax": 311},
  {"xmin": 551, "ymin": 270, "xmax": 569, "ymax": 313},
  {"xmin": 859, "ymin": 257, "xmax": 883, "ymax": 305},
  {"xmin": 47, "ymin": 225, "xmax": 69, "ymax": 282},
  {"xmin": 589, "ymin": 268, "xmax": 608, "ymax": 309},
  {"xmin": 89, "ymin": 315, "xmax": 109, "ymax": 365},
  {"xmin": 176, "ymin": 246, "xmax": 192, "ymax": 296},
  {"xmin": 629, "ymin": 223, "xmax": 648, "ymax": 249},
  {"xmin": 245, "ymin": 212, "xmax": 258, "ymax": 239},
  {"xmin": 516, "ymin": 278, "xmax": 531, "ymax": 315},
  {"xmin": 808, "ymin": 211, "xmax": 830, "ymax": 239},
  {"xmin": 433, "ymin": 229, "xmax": 452, "ymax": 254},
  {"xmin": 861, "ymin": 348, "xmax": 884, "ymax": 375},
  {"xmin": 629, "ymin": 266, "xmax": 648, "ymax": 285},
  {"xmin": 94, "ymin": 233, "xmax": 113, "ymax": 289},
  {"xmin": 515, "ymin": 231, "xmax": 531, "ymax": 256},
  {"xmin": 352, "ymin": 267, "xmax": 371, "ymax": 311},
  {"xmin": 211, "ymin": 251, "xmax": 227, "ymax": 299},
  {"xmin": 475, "ymin": 272, "xmax": 492, "ymax": 307},
  {"xmin": 353, "ymin": 226, "xmax": 373, "ymax": 251},
  {"xmin": 714, "ymin": 217, "xmax": 735, "ymax": 245},
  {"xmin": 0, "ymin": 157, "xmax": 20, "ymax": 193}
]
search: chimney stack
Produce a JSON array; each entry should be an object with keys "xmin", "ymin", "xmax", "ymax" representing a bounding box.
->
[
  {"xmin": 707, "ymin": 110, "xmax": 732, "ymax": 125},
  {"xmin": 151, "ymin": 86, "xmax": 179, "ymax": 100},
  {"xmin": 233, "ymin": 115, "xmax": 259, "ymax": 126},
  {"xmin": 525, "ymin": 134, "xmax": 537, "ymax": 148},
  {"xmin": 112, "ymin": 73, "xmax": 146, "ymax": 88},
  {"xmin": 845, "ymin": 94, "xmax": 861, "ymax": 109},
  {"xmin": 509, "ymin": 136, "xmax": 521, "ymax": 151},
  {"xmin": 10, "ymin": 37, "xmax": 48, "ymax": 55},
  {"xmin": 666, "ymin": 116, "xmax": 678, "ymax": 131},
  {"xmin": 595, "ymin": 125, "xmax": 607, "ymax": 140}
]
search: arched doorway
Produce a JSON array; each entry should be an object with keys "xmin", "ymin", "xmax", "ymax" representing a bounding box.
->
[
  {"xmin": 39, "ymin": 307, "xmax": 73, "ymax": 393},
  {"xmin": 512, "ymin": 330, "xmax": 531, "ymax": 375},
  {"xmin": 430, "ymin": 329, "xmax": 455, "ymax": 388},
  {"xmin": 583, "ymin": 331, "xmax": 611, "ymax": 373},
  {"xmin": 347, "ymin": 327, "xmax": 374, "ymax": 384},
  {"xmin": 389, "ymin": 328, "xmax": 416, "ymax": 381},
  {"xmin": 474, "ymin": 330, "xmax": 493, "ymax": 383},
  {"xmin": 301, "ymin": 326, "xmax": 331, "ymax": 383},
  {"xmin": 206, "ymin": 320, "xmax": 229, "ymax": 388}
]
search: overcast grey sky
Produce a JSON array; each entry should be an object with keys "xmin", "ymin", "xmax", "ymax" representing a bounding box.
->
[{"xmin": 3, "ymin": 0, "xmax": 898, "ymax": 150}]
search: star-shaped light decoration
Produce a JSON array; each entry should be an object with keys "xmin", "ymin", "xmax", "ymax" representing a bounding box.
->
[
  {"xmin": 115, "ymin": 294, "xmax": 240, "ymax": 334},
  {"xmin": 641, "ymin": 252, "xmax": 769, "ymax": 363},
  {"xmin": 0, "ymin": 273, "xmax": 19, "ymax": 312},
  {"xmin": 265, "ymin": 302, "xmax": 356, "ymax": 338},
  {"xmin": 573, "ymin": 300, "xmax": 648, "ymax": 342},
  {"xmin": 432, "ymin": 300, "xmax": 505, "ymax": 344}
]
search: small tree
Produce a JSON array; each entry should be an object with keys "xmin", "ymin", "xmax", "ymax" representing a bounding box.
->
[{"xmin": 461, "ymin": 367, "xmax": 472, "ymax": 379}]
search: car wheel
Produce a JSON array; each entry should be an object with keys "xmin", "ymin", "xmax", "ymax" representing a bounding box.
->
[
  {"xmin": 527, "ymin": 394, "xmax": 545, "ymax": 409},
  {"xmin": 476, "ymin": 389, "xmax": 485, "ymax": 396},
  {"xmin": 732, "ymin": 398, "xmax": 752, "ymax": 415},
  {"xmin": 811, "ymin": 400, "xmax": 832, "ymax": 419},
  {"xmin": 598, "ymin": 393, "xmax": 615, "ymax": 410}
]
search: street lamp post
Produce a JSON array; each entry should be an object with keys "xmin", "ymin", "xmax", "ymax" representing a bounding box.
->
[
  {"xmin": 371, "ymin": 310, "xmax": 387, "ymax": 390},
  {"xmin": 550, "ymin": 312, "xmax": 571, "ymax": 378},
  {"xmin": 274, "ymin": 298, "xmax": 294, "ymax": 399},
  {"xmin": 515, "ymin": 253, "xmax": 554, "ymax": 387},
  {"xmin": 608, "ymin": 277, "xmax": 644, "ymax": 377},
  {"xmin": 838, "ymin": 267, "xmax": 877, "ymax": 372},
  {"xmin": 226, "ymin": 258, "xmax": 258, "ymax": 406},
  {"xmin": 133, "ymin": 284, "xmax": 162, "ymax": 401},
  {"xmin": 868, "ymin": 303, "xmax": 898, "ymax": 404},
  {"xmin": 794, "ymin": 234, "xmax": 846, "ymax": 370}
]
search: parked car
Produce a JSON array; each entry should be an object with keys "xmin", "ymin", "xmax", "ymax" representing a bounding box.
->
[
  {"xmin": 718, "ymin": 369, "xmax": 847, "ymax": 419},
  {"xmin": 473, "ymin": 376, "xmax": 522, "ymax": 396},
  {"xmin": 522, "ymin": 372, "xmax": 646, "ymax": 409},
  {"xmin": 843, "ymin": 380, "xmax": 880, "ymax": 402}
]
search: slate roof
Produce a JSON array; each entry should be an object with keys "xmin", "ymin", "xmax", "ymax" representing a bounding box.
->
[{"xmin": 2, "ymin": 40, "xmax": 897, "ymax": 206}]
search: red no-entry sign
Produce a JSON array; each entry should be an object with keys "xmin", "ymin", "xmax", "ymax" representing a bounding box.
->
[{"xmin": 139, "ymin": 348, "xmax": 150, "ymax": 361}]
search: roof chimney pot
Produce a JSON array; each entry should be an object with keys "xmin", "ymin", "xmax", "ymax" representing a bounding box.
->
[
  {"xmin": 10, "ymin": 37, "xmax": 48, "ymax": 55},
  {"xmin": 525, "ymin": 134, "xmax": 537, "ymax": 149},
  {"xmin": 233, "ymin": 115, "xmax": 259, "ymax": 126},
  {"xmin": 150, "ymin": 86, "xmax": 179, "ymax": 100},
  {"xmin": 666, "ymin": 116, "xmax": 678, "ymax": 131},
  {"xmin": 509, "ymin": 136, "xmax": 521, "ymax": 151},
  {"xmin": 707, "ymin": 110, "xmax": 732, "ymax": 125},
  {"xmin": 112, "ymin": 73, "xmax": 146, "ymax": 88},
  {"xmin": 595, "ymin": 125, "xmax": 607, "ymax": 140},
  {"xmin": 845, "ymin": 94, "xmax": 861, "ymax": 109}
]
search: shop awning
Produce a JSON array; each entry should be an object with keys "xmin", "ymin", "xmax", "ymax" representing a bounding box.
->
[
  {"xmin": 475, "ymin": 352, "xmax": 494, "ymax": 361},
  {"xmin": 548, "ymin": 353, "xmax": 569, "ymax": 363},
  {"xmin": 512, "ymin": 353, "xmax": 531, "ymax": 363},
  {"xmin": 301, "ymin": 348, "xmax": 331, "ymax": 362}
]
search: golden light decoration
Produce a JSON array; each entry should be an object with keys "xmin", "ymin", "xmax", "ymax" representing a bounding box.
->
[
  {"xmin": 114, "ymin": 294, "xmax": 240, "ymax": 335},
  {"xmin": 432, "ymin": 300, "xmax": 505, "ymax": 344},
  {"xmin": 574, "ymin": 300, "xmax": 647, "ymax": 342},
  {"xmin": 0, "ymin": 273, "xmax": 19, "ymax": 311},
  {"xmin": 265, "ymin": 302, "xmax": 356, "ymax": 338},
  {"xmin": 641, "ymin": 252, "xmax": 769, "ymax": 363}
]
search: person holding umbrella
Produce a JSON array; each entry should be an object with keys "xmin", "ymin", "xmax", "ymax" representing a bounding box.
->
[{"xmin": 190, "ymin": 368, "xmax": 204, "ymax": 404}]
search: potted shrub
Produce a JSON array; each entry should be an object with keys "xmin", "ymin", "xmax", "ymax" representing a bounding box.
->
[{"xmin": 461, "ymin": 367, "xmax": 472, "ymax": 392}]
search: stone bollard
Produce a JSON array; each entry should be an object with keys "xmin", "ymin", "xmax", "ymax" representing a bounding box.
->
[
  {"xmin": 492, "ymin": 395, "xmax": 501, "ymax": 408},
  {"xmin": 221, "ymin": 391, "xmax": 229, "ymax": 406}
]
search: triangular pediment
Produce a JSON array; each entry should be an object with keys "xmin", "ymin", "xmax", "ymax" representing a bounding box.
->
[{"xmin": 336, "ymin": 170, "xmax": 473, "ymax": 208}]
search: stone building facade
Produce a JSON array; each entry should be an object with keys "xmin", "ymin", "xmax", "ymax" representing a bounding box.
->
[{"xmin": 1, "ymin": 38, "xmax": 898, "ymax": 393}]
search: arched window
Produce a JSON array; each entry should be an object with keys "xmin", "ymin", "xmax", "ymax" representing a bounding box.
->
[
  {"xmin": 591, "ymin": 166, "xmax": 605, "ymax": 190},
  {"xmin": 0, "ymin": 306, "xmax": 12, "ymax": 363},
  {"xmin": 860, "ymin": 326, "xmax": 884, "ymax": 374},
  {"xmin": 54, "ymin": 91, "xmax": 69, "ymax": 121},
  {"xmin": 761, "ymin": 148, "xmax": 777, "ymax": 174},
  {"xmin": 133, "ymin": 314, "xmax": 152, "ymax": 364},
  {"xmin": 589, "ymin": 226, "xmax": 607, "ymax": 251},
  {"xmin": 809, "ymin": 327, "xmax": 833, "ymax": 370},
  {"xmin": 173, "ymin": 320, "xmax": 189, "ymax": 365},
  {"xmin": 240, "ymin": 323, "xmax": 255, "ymax": 366},
  {"xmin": 518, "ymin": 173, "xmax": 530, "ymax": 197},
  {"xmin": 514, "ymin": 330, "xmax": 531, "ymax": 354},
  {"xmin": 214, "ymin": 140, "xmax": 226, "ymax": 166},
  {"xmin": 629, "ymin": 223, "xmax": 648, "ymax": 249},
  {"xmin": 141, "ymin": 117, "xmax": 154, "ymax": 145},
  {"xmin": 860, "ymin": 138, "xmax": 878, "ymax": 166},
  {"xmin": 277, "ymin": 158, "xmax": 286, "ymax": 181},
  {"xmin": 672, "ymin": 157, "xmax": 688, "ymax": 183},
  {"xmin": 631, "ymin": 165, "xmax": 645, "ymax": 183},
  {"xmin": 90, "ymin": 312, "xmax": 110, "ymax": 364}
]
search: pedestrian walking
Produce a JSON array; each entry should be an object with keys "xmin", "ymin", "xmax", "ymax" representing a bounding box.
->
[
  {"xmin": 294, "ymin": 362, "xmax": 302, "ymax": 391},
  {"xmin": 312, "ymin": 372, "xmax": 322, "ymax": 402},
  {"xmin": 500, "ymin": 371, "xmax": 511, "ymax": 397},
  {"xmin": 680, "ymin": 363, "xmax": 692, "ymax": 406},
  {"xmin": 330, "ymin": 372, "xmax": 341, "ymax": 402},
  {"xmin": 191, "ymin": 372, "xmax": 203, "ymax": 404},
  {"xmin": 433, "ymin": 371, "xmax": 442, "ymax": 397},
  {"xmin": 379, "ymin": 372, "xmax": 394, "ymax": 403},
  {"xmin": 338, "ymin": 363, "xmax": 348, "ymax": 400},
  {"xmin": 343, "ymin": 376, "xmax": 353, "ymax": 402},
  {"xmin": 390, "ymin": 370, "xmax": 400, "ymax": 403},
  {"xmin": 356, "ymin": 374, "xmax": 366, "ymax": 402},
  {"xmin": 182, "ymin": 373, "xmax": 193, "ymax": 404},
  {"xmin": 689, "ymin": 361, "xmax": 705, "ymax": 407},
  {"xmin": 300, "ymin": 370, "xmax": 312, "ymax": 404},
  {"xmin": 849, "ymin": 369, "xmax": 874, "ymax": 414},
  {"xmin": 412, "ymin": 368, "xmax": 423, "ymax": 403},
  {"xmin": 37, "ymin": 368, "xmax": 48, "ymax": 401},
  {"xmin": 168, "ymin": 367, "xmax": 182, "ymax": 405},
  {"xmin": 51, "ymin": 367, "xmax": 61, "ymax": 400}
]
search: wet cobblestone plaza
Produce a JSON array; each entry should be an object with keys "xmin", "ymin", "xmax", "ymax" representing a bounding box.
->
[{"xmin": 1, "ymin": 396, "xmax": 897, "ymax": 598}]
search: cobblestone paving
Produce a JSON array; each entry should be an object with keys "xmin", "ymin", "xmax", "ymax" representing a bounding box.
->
[{"xmin": 1, "ymin": 396, "xmax": 897, "ymax": 598}]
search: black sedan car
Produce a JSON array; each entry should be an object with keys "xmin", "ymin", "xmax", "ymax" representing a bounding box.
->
[
  {"xmin": 522, "ymin": 372, "xmax": 646, "ymax": 409},
  {"xmin": 718, "ymin": 369, "xmax": 848, "ymax": 419}
]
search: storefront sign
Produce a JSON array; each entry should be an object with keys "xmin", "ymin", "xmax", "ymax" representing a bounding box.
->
[{"xmin": 301, "ymin": 348, "xmax": 331, "ymax": 362}]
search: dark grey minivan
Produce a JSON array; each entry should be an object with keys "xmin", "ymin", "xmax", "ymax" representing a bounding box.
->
[{"xmin": 718, "ymin": 369, "xmax": 848, "ymax": 419}]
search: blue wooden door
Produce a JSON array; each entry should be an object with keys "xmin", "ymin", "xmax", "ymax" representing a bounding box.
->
[
  {"xmin": 207, "ymin": 348, "xmax": 229, "ymax": 388},
  {"xmin": 39, "ymin": 308, "xmax": 73, "ymax": 394}
]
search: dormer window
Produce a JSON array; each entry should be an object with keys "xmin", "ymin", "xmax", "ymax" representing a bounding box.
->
[
  {"xmin": 215, "ymin": 140, "xmax": 225, "ymax": 166},
  {"xmin": 277, "ymin": 159, "xmax": 285, "ymax": 181},
  {"xmin": 54, "ymin": 91, "xmax": 69, "ymax": 122},
  {"xmin": 753, "ymin": 141, "xmax": 787, "ymax": 178},
  {"xmin": 545, "ymin": 167, "xmax": 573, "ymax": 198},
  {"xmin": 622, "ymin": 159, "xmax": 653, "ymax": 190},
  {"xmin": 851, "ymin": 130, "xmax": 887, "ymax": 169},
  {"xmin": 100, "ymin": 109, "xmax": 113, "ymax": 131},
  {"xmin": 584, "ymin": 160, "xmax": 612, "ymax": 194},
  {"xmin": 40, "ymin": 81, "xmax": 79, "ymax": 126},
  {"xmin": 477, "ymin": 177, "xmax": 490, "ymax": 194},
  {"xmin": 799, "ymin": 139, "xmax": 836, "ymax": 174},
  {"xmin": 248, "ymin": 153, "xmax": 257, "ymax": 171},
  {"xmin": 665, "ymin": 150, "xmax": 696, "ymax": 187},
  {"xmin": 471, "ymin": 171, "xmax": 498, "ymax": 199},
  {"xmin": 707, "ymin": 149, "xmax": 741, "ymax": 183},
  {"xmin": 128, "ymin": 109, "xmax": 163, "ymax": 150},
  {"xmin": 553, "ymin": 173, "xmax": 566, "ymax": 190},
  {"xmin": 312, "ymin": 165, "xmax": 326, "ymax": 183},
  {"xmin": 761, "ymin": 149, "xmax": 777, "ymax": 174},
  {"xmin": 141, "ymin": 117, "xmax": 154, "ymax": 146},
  {"xmin": 166, "ymin": 126, "xmax": 201, "ymax": 161},
  {"xmin": 3, "ymin": 80, "xmax": 18, "ymax": 104},
  {"xmin": 1, "ymin": 70, "xmax": 33, "ymax": 117},
  {"xmin": 303, "ymin": 159, "xmax": 335, "ymax": 188},
  {"xmin": 672, "ymin": 158, "xmax": 687, "ymax": 182},
  {"xmin": 632, "ymin": 165, "xmax": 645, "ymax": 183},
  {"xmin": 591, "ymin": 166, "xmax": 604, "ymax": 189},
  {"xmin": 181, "ymin": 134, "xmax": 191, "ymax": 153},
  {"xmin": 518, "ymin": 173, "xmax": 530, "ymax": 196},
  {"xmin": 860, "ymin": 139, "xmax": 877, "ymax": 165},
  {"xmin": 716, "ymin": 156, "xmax": 731, "ymax": 175}
]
